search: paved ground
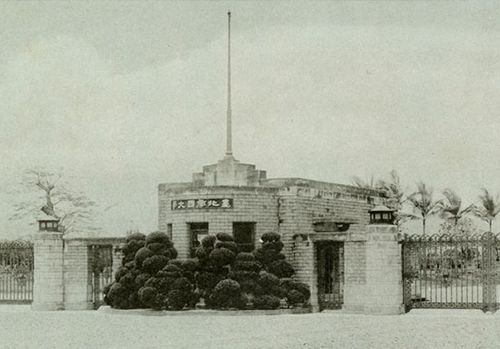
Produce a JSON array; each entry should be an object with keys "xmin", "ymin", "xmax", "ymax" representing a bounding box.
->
[{"xmin": 0, "ymin": 307, "xmax": 500, "ymax": 349}]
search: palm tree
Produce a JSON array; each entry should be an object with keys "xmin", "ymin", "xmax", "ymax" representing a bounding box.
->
[
  {"xmin": 438, "ymin": 189, "xmax": 472, "ymax": 226},
  {"xmin": 351, "ymin": 175, "xmax": 378, "ymax": 190},
  {"xmin": 407, "ymin": 182, "xmax": 441, "ymax": 235},
  {"xmin": 469, "ymin": 188, "xmax": 500, "ymax": 232},
  {"xmin": 377, "ymin": 170, "xmax": 407, "ymax": 227}
]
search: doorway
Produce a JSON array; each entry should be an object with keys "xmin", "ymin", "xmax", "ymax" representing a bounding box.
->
[{"xmin": 317, "ymin": 241, "xmax": 344, "ymax": 310}]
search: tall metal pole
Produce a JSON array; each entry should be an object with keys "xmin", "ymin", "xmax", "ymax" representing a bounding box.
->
[{"xmin": 226, "ymin": 11, "xmax": 233, "ymax": 157}]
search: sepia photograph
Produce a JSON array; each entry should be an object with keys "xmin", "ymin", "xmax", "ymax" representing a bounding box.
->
[{"xmin": 1, "ymin": 1, "xmax": 500, "ymax": 348}]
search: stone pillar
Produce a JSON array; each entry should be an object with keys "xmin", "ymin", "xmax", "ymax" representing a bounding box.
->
[
  {"xmin": 63, "ymin": 239, "xmax": 92, "ymax": 310},
  {"xmin": 174, "ymin": 223, "xmax": 190, "ymax": 259},
  {"xmin": 363, "ymin": 224, "xmax": 403, "ymax": 315},
  {"xmin": 32, "ymin": 232, "xmax": 64, "ymax": 311},
  {"xmin": 342, "ymin": 240, "xmax": 367, "ymax": 313}
]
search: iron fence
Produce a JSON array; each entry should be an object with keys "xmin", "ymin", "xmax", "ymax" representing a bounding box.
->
[
  {"xmin": 0, "ymin": 240, "xmax": 34, "ymax": 303},
  {"xmin": 402, "ymin": 232, "xmax": 500, "ymax": 312}
]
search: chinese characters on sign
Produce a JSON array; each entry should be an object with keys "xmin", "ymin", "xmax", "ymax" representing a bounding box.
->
[{"xmin": 171, "ymin": 198, "xmax": 233, "ymax": 210}]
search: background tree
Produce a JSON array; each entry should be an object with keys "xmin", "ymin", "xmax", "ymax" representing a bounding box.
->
[
  {"xmin": 376, "ymin": 170, "xmax": 408, "ymax": 227},
  {"xmin": 438, "ymin": 216, "xmax": 479, "ymax": 237},
  {"xmin": 407, "ymin": 182, "xmax": 440, "ymax": 235},
  {"xmin": 9, "ymin": 168, "xmax": 98, "ymax": 234},
  {"xmin": 437, "ymin": 189, "xmax": 472, "ymax": 226},
  {"xmin": 469, "ymin": 188, "xmax": 500, "ymax": 232},
  {"xmin": 351, "ymin": 175, "xmax": 379, "ymax": 190}
]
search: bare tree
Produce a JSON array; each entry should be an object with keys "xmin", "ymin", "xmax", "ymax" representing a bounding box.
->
[
  {"xmin": 9, "ymin": 168, "xmax": 98, "ymax": 234},
  {"xmin": 407, "ymin": 182, "xmax": 441, "ymax": 235},
  {"xmin": 469, "ymin": 188, "xmax": 500, "ymax": 232}
]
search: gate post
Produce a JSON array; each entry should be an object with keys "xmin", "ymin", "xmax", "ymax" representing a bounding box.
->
[
  {"xmin": 363, "ymin": 221, "xmax": 404, "ymax": 315},
  {"xmin": 482, "ymin": 232, "xmax": 497, "ymax": 312},
  {"xmin": 32, "ymin": 217, "xmax": 64, "ymax": 311}
]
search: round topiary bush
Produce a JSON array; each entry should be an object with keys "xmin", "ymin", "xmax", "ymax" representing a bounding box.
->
[
  {"xmin": 167, "ymin": 289, "xmax": 188, "ymax": 310},
  {"xmin": 209, "ymin": 279, "xmax": 242, "ymax": 309},
  {"xmin": 268, "ymin": 260, "xmax": 294, "ymax": 278},
  {"xmin": 126, "ymin": 232, "xmax": 146, "ymax": 243},
  {"xmin": 286, "ymin": 289, "xmax": 306, "ymax": 306},
  {"xmin": 134, "ymin": 247, "xmax": 154, "ymax": 268},
  {"xmin": 201, "ymin": 235, "xmax": 217, "ymax": 248},
  {"xmin": 196, "ymin": 271, "xmax": 225, "ymax": 295},
  {"xmin": 142, "ymin": 255, "xmax": 170, "ymax": 274},
  {"xmin": 209, "ymin": 247, "xmax": 235, "ymax": 268},
  {"xmin": 253, "ymin": 295, "xmax": 281, "ymax": 310},
  {"xmin": 145, "ymin": 231, "xmax": 173, "ymax": 247},
  {"xmin": 260, "ymin": 232, "xmax": 281, "ymax": 242},
  {"xmin": 135, "ymin": 273, "xmax": 151, "ymax": 288},
  {"xmin": 138, "ymin": 286, "xmax": 158, "ymax": 307},
  {"xmin": 215, "ymin": 233, "xmax": 234, "ymax": 242},
  {"xmin": 235, "ymin": 252, "xmax": 256, "ymax": 261},
  {"xmin": 105, "ymin": 282, "xmax": 130, "ymax": 309},
  {"xmin": 122, "ymin": 240, "xmax": 146, "ymax": 263}
]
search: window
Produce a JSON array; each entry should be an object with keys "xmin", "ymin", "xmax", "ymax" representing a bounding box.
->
[
  {"xmin": 188, "ymin": 223, "xmax": 209, "ymax": 257},
  {"xmin": 233, "ymin": 222, "xmax": 255, "ymax": 252},
  {"xmin": 167, "ymin": 224, "xmax": 173, "ymax": 240}
]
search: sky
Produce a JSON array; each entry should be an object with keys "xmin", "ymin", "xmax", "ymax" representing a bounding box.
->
[{"xmin": 1, "ymin": 1, "xmax": 500, "ymax": 238}]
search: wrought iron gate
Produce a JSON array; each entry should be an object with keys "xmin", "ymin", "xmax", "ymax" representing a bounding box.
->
[
  {"xmin": 88, "ymin": 245, "xmax": 113, "ymax": 309},
  {"xmin": 402, "ymin": 232, "xmax": 500, "ymax": 312},
  {"xmin": 0, "ymin": 240, "xmax": 34, "ymax": 303},
  {"xmin": 317, "ymin": 241, "xmax": 344, "ymax": 310}
]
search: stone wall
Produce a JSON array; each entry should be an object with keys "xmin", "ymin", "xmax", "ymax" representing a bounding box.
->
[{"xmin": 32, "ymin": 232, "xmax": 125, "ymax": 311}]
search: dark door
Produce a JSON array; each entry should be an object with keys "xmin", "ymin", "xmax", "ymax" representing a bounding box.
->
[
  {"xmin": 88, "ymin": 245, "xmax": 113, "ymax": 309},
  {"xmin": 317, "ymin": 241, "xmax": 344, "ymax": 310}
]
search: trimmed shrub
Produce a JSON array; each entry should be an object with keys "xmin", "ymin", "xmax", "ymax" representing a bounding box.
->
[
  {"xmin": 135, "ymin": 273, "xmax": 151, "ymax": 288},
  {"xmin": 209, "ymin": 279, "xmax": 242, "ymax": 309},
  {"xmin": 172, "ymin": 277, "xmax": 192, "ymax": 293},
  {"xmin": 215, "ymin": 241, "xmax": 238, "ymax": 254},
  {"xmin": 233, "ymin": 260, "xmax": 262, "ymax": 273},
  {"xmin": 122, "ymin": 240, "xmax": 145, "ymax": 261},
  {"xmin": 138, "ymin": 286, "xmax": 158, "ymax": 307},
  {"xmin": 209, "ymin": 247, "xmax": 235, "ymax": 268},
  {"xmin": 286, "ymin": 289, "xmax": 306, "ymax": 306},
  {"xmin": 134, "ymin": 247, "xmax": 154, "ymax": 268},
  {"xmin": 142, "ymin": 255, "xmax": 170, "ymax": 274},
  {"xmin": 162, "ymin": 264, "xmax": 183, "ymax": 278},
  {"xmin": 268, "ymin": 260, "xmax": 294, "ymax": 278},
  {"xmin": 235, "ymin": 252, "xmax": 256, "ymax": 261},
  {"xmin": 144, "ymin": 276, "xmax": 170, "ymax": 295},
  {"xmin": 105, "ymin": 282, "xmax": 130, "ymax": 309},
  {"xmin": 201, "ymin": 235, "xmax": 217, "ymax": 248},
  {"xmin": 115, "ymin": 266, "xmax": 129, "ymax": 282},
  {"xmin": 260, "ymin": 232, "xmax": 281, "ymax": 242},
  {"xmin": 145, "ymin": 231, "xmax": 173, "ymax": 247},
  {"xmin": 181, "ymin": 259, "xmax": 199, "ymax": 272},
  {"xmin": 215, "ymin": 233, "xmax": 234, "ymax": 242},
  {"xmin": 167, "ymin": 289, "xmax": 188, "ymax": 310},
  {"xmin": 253, "ymin": 295, "xmax": 281, "ymax": 310},
  {"xmin": 196, "ymin": 271, "xmax": 225, "ymax": 295},
  {"xmin": 126, "ymin": 232, "xmax": 146, "ymax": 243}
]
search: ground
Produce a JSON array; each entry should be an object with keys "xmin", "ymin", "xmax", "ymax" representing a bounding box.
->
[{"xmin": 0, "ymin": 307, "xmax": 500, "ymax": 349}]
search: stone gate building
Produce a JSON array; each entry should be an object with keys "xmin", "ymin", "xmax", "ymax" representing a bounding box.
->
[{"xmin": 157, "ymin": 154, "xmax": 401, "ymax": 312}]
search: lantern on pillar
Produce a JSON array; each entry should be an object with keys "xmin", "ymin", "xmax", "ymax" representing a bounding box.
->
[
  {"xmin": 38, "ymin": 215, "xmax": 60, "ymax": 232},
  {"xmin": 369, "ymin": 205, "xmax": 395, "ymax": 225}
]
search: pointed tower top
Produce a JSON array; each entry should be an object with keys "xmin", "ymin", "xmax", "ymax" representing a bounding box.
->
[{"xmin": 225, "ymin": 10, "xmax": 233, "ymax": 157}]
